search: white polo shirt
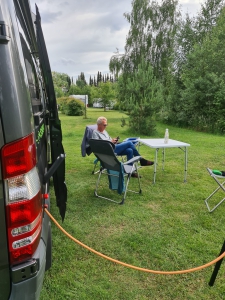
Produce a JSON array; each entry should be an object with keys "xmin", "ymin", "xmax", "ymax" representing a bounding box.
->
[{"xmin": 92, "ymin": 130, "xmax": 112, "ymax": 141}]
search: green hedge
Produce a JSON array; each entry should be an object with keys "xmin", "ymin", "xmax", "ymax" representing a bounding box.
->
[{"xmin": 57, "ymin": 97, "xmax": 84, "ymax": 116}]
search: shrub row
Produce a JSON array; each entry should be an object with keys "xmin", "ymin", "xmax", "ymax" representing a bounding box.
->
[{"xmin": 57, "ymin": 97, "xmax": 85, "ymax": 116}]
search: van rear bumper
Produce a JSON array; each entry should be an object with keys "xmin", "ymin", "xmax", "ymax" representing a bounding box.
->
[{"xmin": 9, "ymin": 238, "xmax": 47, "ymax": 300}]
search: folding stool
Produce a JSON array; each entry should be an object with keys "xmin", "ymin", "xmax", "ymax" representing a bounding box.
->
[{"xmin": 205, "ymin": 168, "xmax": 225, "ymax": 212}]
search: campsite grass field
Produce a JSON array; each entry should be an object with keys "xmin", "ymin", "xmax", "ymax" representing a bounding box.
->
[{"xmin": 40, "ymin": 108, "xmax": 225, "ymax": 300}]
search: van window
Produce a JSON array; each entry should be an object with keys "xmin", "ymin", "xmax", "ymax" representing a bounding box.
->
[{"xmin": 20, "ymin": 34, "xmax": 42, "ymax": 114}]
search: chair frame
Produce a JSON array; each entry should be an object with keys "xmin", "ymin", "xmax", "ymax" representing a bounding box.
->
[
  {"xmin": 89, "ymin": 139, "xmax": 142, "ymax": 204},
  {"xmin": 205, "ymin": 168, "xmax": 225, "ymax": 212}
]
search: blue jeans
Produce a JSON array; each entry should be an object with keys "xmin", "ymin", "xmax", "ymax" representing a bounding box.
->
[{"xmin": 114, "ymin": 141, "xmax": 140, "ymax": 161}]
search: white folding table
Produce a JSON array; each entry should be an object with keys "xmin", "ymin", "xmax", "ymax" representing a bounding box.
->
[{"xmin": 138, "ymin": 138, "xmax": 190, "ymax": 183}]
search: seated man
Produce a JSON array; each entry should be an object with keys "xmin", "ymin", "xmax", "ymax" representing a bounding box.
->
[{"xmin": 92, "ymin": 116, "xmax": 154, "ymax": 177}]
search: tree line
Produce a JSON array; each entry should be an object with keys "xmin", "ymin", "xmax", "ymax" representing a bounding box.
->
[
  {"xmin": 109, "ymin": 0, "xmax": 225, "ymax": 134},
  {"xmin": 52, "ymin": 70, "xmax": 116, "ymax": 111},
  {"xmin": 89, "ymin": 71, "xmax": 115, "ymax": 86}
]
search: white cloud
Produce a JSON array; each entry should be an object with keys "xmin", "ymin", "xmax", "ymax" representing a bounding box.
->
[{"xmin": 29, "ymin": 0, "xmax": 204, "ymax": 80}]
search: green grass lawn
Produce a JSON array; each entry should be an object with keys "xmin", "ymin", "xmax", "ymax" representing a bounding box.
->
[{"xmin": 40, "ymin": 108, "xmax": 225, "ymax": 300}]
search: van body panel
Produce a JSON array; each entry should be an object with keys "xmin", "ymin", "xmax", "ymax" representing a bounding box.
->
[
  {"xmin": 0, "ymin": 0, "xmax": 33, "ymax": 143},
  {"xmin": 0, "ymin": 0, "xmax": 67, "ymax": 299}
]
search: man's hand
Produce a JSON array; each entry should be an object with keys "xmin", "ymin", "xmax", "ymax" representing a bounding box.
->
[
  {"xmin": 111, "ymin": 138, "xmax": 118, "ymax": 144},
  {"xmin": 112, "ymin": 136, "xmax": 120, "ymax": 144}
]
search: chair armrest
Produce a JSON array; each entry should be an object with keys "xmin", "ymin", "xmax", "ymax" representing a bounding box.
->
[{"xmin": 124, "ymin": 156, "xmax": 142, "ymax": 165}]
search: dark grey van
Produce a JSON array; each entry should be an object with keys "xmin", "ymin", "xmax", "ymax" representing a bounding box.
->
[{"xmin": 0, "ymin": 0, "xmax": 67, "ymax": 299}]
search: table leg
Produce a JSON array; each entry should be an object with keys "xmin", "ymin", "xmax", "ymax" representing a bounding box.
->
[
  {"xmin": 184, "ymin": 147, "xmax": 188, "ymax": 182},
  {"xmin": 153, "ymin": 149, "xmax": 158, "ymax": 184},
  {"xmin": 162, "ymin": 148, "xmax": 165, "ymax": 171}
]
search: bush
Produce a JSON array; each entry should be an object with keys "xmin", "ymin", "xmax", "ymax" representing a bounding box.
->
[
  {"xmin": 65, "ymin": 98, "xmax": 84, "ymax": 116},
  {"xmin": 57, "ymin": 97, "xmax": 68, "ymax": 113},
  {"xmin": 57, "ymin": 97, "xmax": 85, "ymax": 116}
]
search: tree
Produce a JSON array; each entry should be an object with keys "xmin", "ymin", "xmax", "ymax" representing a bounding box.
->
[
  {"xmin": 93, "ymin": 76, "xmax": 97, "ymax": 87},
  {"xmin": 173, "ymin": 0, "xmax": 224, "ymax": 77},
  {"xmin": 196, "ymin": 0, "xmax": 224, "ymax": 38},
  {"xmin": 91, "ymin": 81, "xmax": 115, "ymax": 111},
  {"xmin": 122, "ymin": 57, "xmax": 163, "ymax": 134},
  {"xmin": 96, "ymin": 71, "xmax": 103, "ymax": 85},
  {"xmin": 67, "ymin": 76, "xmax": 71, "ymax": 89},
  {"xmin": 54, "ymin": 86, "xmax": 64, "ymax": 98},
  {"xmin": 89, "ymin": 76, "xmax": 94, "ymax": 86},
  {"xmin": 68, "ymin": 84, "xmax": 82, "ymax": 95},
  {"xmin": 110, "ymin": 0, "xmax": 180, "ymax": 82},
  {"xmin": 180, "ymin": 7, "xmax": 225, "ymax": 132},
  {"xmin": 109, "ymin": 0, "xmax": 180, "ymax": 128},
  {"xmin": 76, "ymin": 72, "xmax": 87, "ymax": 88},
  {"xmin": 159, "ymin": 0, "xmax": 225, "ymax": 127},
  {"xmin": 52, "ymin": 71, "xmax": 71, "ymax": 97},
  {"xmin": 68, "ymin": 76, "xmax": 92, "ymax": 110}
]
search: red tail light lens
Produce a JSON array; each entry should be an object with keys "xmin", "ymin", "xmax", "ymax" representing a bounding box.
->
[
  {"xmin": 2, "ymin": 134, "xmax": 36, "ymax": 179},
  {"xmin": 2, "ymin": 133, "xmax": 43, "ymax": 265}
]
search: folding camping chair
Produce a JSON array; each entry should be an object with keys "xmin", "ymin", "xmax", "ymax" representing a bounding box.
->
[
  {"xmin": 89, "ymin": 139, "xmax": 142, "ymax": 204},
  {"xmin": 81, "ymin": 125, "xmax": 139, "ymax": 174},
  {"xmin": 205, "ymin": 168, "xmax": 225, "ymax": 212}
]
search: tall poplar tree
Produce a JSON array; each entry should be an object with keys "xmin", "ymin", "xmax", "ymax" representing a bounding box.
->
[{"xmin": 110, "ymin": 0, "xmax": 180, "ymax": 82}]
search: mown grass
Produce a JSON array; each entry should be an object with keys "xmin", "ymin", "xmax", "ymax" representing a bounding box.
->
[{"xmin": 40, "ymin": 108, "xmax": 225, "ymax": 300}]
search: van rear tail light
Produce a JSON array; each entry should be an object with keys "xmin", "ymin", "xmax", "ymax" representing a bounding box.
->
[
  {"xmin": 6, "ymin": 168, "xmax": 40, "ymax": 203},
  {"xmin": 2, "ymin": 133, "xmax": 36, "ymax": 179},
  {"xmin": 1, "ymin": 133, "xmax": 43, "ymax": 265}
]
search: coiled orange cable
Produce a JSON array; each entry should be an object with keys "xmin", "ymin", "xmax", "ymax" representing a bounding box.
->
[{"xmin": 45, "ymin": 208, "xmax": 225, "ymax": 275}]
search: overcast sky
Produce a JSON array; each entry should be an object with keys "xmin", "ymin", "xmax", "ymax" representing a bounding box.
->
[{"xmin": 29, "ymin": 0, "xmax": 204, "ymax": 81}]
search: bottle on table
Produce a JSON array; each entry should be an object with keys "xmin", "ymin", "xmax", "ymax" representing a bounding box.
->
[{"xmin": 164, "ymin": 128, "xmax": 169, "ymax": 144}]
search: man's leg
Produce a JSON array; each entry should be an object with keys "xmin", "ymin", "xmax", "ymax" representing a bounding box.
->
[
  {"xmin": 115, "ymin": 141, "xmax": 154, "ymax": 166},
  {"xmin": 120, "ymin": 148, "xmax": 133, "ymax": 161},
  {"xmin": 115, "ymin": 141, "xmax": 140, "ymax": 159}
]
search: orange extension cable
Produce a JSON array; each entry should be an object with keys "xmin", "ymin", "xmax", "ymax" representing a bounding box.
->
[{"xmin": 45, "ymin": 208, "xmax": 225, "ymax": 275}]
